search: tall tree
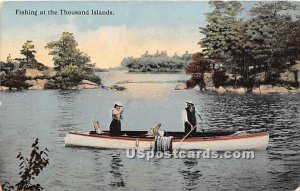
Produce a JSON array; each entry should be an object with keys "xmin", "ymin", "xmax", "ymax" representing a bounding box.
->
[
  {"xmin": 45, "ymin": 32, "xmax": 94, "ymax": 71},
  {"xmin": 221, "ymin": 1, "xmax": 245, "ymax": 83},
  {"xmin": 21, "ymin": 40, "xmax": 36, "ymax": 68},
  {"xmin": 285, "ymin": 17, "xmax": 300, "ymax": 60},
  {"xmin": 200, "ymin": 1, "xmax": 228, "ymax": 65},
  {"xmin": 45, "ymin": 32, "xmax": 100, "ymax": 88},
  {"xmin": 200, "ymin": 1, "xmax": 243, "ymax": 71},
  {"xmin": 279, "ymin": 11, "xmax": 300, "ymax": 62},
  {"xmin": 16, "ymin": 40, "xmax": 47, "ymax": 70},
  {"xmin": 246, "ymin": 1, "xmax": 296, "ymax": 82}
]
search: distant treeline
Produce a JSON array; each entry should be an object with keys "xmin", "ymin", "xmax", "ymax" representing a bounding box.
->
[
  {"xmin": 94, "ymin": 68, "xmax": 109, "ymax": 72},
  {"xmin": 121, "ymin": 51, "xmax": 192, "ymax": 72}
]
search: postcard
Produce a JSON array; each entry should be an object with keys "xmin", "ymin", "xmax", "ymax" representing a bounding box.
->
[{"xmin": 0, "ymin": 1, "xmax": 299, "ymax": 191}]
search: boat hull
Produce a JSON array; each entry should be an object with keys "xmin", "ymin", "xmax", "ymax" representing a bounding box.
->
[{"xmin": 65, "ymin": 132, "xmax": 269, "ymax": 151}]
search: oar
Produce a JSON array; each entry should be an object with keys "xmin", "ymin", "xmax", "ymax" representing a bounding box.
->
[
  {"xmin": 180, "ymin": 114, "xmax": 203, "ymax": 143},
  {"xmin": 179, "ymin": 124, "xmax": 198, "ymax": 143},
  {"xmin": 175, "ymin": 124, "xmax": 198, "ymax": 152},
  {"xmin": 177, "ymin": 115, "xmax": 203, "ymax": 150},
  {"xmin": 173, "ymin": 124, "xmax": 197, "ymax": 152}
]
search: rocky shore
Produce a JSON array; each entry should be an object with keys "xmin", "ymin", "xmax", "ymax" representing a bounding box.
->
[
  {"xmin": 175, "ymin": 83, "xmax": 299, "ymax": 94},
  {"xmin": 1, "ymin": 68, "xmax": 299, "ymax": 94},
  {"xmin": 175, "ymin": 61, "xmax": 300, "ymax": 94},
  {"xmin": 0, "ymin": 79, "xmax": 100, "ymax": 91},
  {"xmin": 175, "ymin": 66, "xmax": 300, "ymax": 95},
  {"xmin": 0, "ymin": 68, "xmax": 129, "ymax": 91},
  {"xmin": 0, "ymin": 68, "xmax": 100, "ymax": 91}
]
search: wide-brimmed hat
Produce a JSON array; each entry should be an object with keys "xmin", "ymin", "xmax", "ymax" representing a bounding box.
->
[
  {"xmin": 186, "ymin": 101, "xmax": 194, "ymax": 105},
  {"xmin": 114, "ymin": 102, "xmax": 123, "ymax": 108}
]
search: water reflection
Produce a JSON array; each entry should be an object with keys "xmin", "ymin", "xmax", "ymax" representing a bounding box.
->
[
  {"xmin": 179, "ymin": 159, "xmax": 202, "ymax": 190},
  {"xmin": 0, "ymin": 154, "xmax": 5, "ymax": 179},
  {"xmin": 54, "ymin": 90, "xmax": 81, "ymax": 135},
  {"xmin": 109, "ymin": 152, "xmax": 126, "ymax": 188}
]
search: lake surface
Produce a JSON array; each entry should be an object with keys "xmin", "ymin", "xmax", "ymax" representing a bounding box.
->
[{"xmin": 0, "ymin": 71, "xmax": 299, "ymax": 191}]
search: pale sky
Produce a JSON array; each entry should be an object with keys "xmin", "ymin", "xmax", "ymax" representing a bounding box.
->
[{"xmin": 0, "ymin": 1, "xmax": 256, "ymax": 68}]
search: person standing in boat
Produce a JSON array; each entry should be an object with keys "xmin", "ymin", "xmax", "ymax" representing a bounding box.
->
[
  {"xmin": 182, "ymin": 101, "xmax": 202, "ymax": 135},
  {"xmin": 109, "ymin": 103, "xmax": 124, "ymax": 136}
]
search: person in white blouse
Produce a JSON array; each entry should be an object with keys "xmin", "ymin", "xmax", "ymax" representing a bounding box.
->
[
  {"xmin": 109, "ymin": 103, "xmax": 124, "ymax": 136},
  {"xmin": 182, "ymin": 101, "xmax": 202, "ymax": 135}
]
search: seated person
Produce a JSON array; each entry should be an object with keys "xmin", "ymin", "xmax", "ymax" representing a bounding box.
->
[
  {"xmin": 93, "ymin": 121, "xmax": 102, "ymax": 134},
  {"xmin": 153, "ymin": 123, "xmax": 161, "ymax": 136},
  {"xmin": 147, "ymin": 123, "xmax": 162, "ymax": 137}
]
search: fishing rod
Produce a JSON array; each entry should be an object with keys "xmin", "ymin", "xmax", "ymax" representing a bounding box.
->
[{"xmin": 120, "ymin": 98, "xmax": 134, "ymax": 119}]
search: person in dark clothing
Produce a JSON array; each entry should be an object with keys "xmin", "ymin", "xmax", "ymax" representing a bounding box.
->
[
  {"xmin": 182, "ymin": 101, "xmax": 202, "ymax": 135},
  {"xmin": 109, "ymin": 103, "xmax": 123, "ymax": 136}
]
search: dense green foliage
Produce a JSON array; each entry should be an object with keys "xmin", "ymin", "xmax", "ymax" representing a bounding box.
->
[
  {"xmin": 212, "ymin": 70, "xmax": 229, "ymax": 88},
  {"xmin": 0, "ymin": 55, "xmax": 29, "ymax": 90},
  {"xmin": 45, "ymin": 32, "xmax": 101, "ymax": 88},
  {"xmin": 197, "ymin": 1, "xmax": 300, "ymax": 87},
  {"xmin": 121, "ymin": 51, "xmax": 192, "ymax": 72},
  {"xmin": 0, "ymin": 40, "xmax": 49, "ymax": 89},
  {"xmin": 1, "ymin": 34, "xmax": 101, "ymax": 90}
]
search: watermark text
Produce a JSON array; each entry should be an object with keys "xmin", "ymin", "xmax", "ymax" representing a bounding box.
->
[{"xmin": 126, "ymin": 149, "xmax": 255, "ymax": 161}]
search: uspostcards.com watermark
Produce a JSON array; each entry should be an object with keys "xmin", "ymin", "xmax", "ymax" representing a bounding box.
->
[{"xmin": 126, "ymin": 149, "xmax": 255, "ymax": 161}]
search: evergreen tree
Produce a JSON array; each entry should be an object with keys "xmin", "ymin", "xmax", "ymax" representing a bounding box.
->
[
  {"xmin": 46, "ymin": 32, "xmax": 94, "ymax": 71},
  {"xmin": 45, "ymin": 32, "xmax": 100, "ymax": 88},
  {"xmin": 16, "ymin": 40, "xmax": 47, "ymax": 70},
  {"xmin": 20, "ymin": 40, "xmax": 36, "ymax": 68},
  {"xmin": 245, "ymin": 1, "xmax": 296, "ymax": 83},
  {"xmin": 286, "ymin": 17, "xmax": 300, "ymax": 60},
  {"xmin": 200, "ymin": 1, "xmax": 298, "ymax": 85},
  {"xmin": 200, "ymin": 1, "xmax": 243, "ymax": 70}
]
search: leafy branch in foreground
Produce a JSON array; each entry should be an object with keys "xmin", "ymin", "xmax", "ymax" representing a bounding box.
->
[{"xmin": 1, "ymin": 138, "xmax": 49, "ymax": 191}]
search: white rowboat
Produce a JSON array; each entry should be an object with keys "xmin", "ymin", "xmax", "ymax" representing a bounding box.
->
[{"xmin": 64, "ymin": 131, "xmax": 269, "ymax": 151}]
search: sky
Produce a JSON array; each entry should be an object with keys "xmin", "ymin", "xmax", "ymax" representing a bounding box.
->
[{"xmin": 0, "ymin": 1, "xmax": 256, "ymax": 68}]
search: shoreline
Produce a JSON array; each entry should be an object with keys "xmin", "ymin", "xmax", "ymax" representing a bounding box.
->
[
  {"xmin": 126, "ymin": 71, "xmax": 185, "ymax": 74},
  {"xmin": 1, "ymin": 83, "xmax": 299, "ymax": 95},
  {"xmin": 1, "ymin": 68, "xmax": 299, "ymax": 94},
  {"xmin": 176, "ymin": 84, "xmax": 300, "ymax": 95}
]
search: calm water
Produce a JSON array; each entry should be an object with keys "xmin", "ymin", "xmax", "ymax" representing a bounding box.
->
[{"xmin": 0, "ymin": 71, "xmax": 299, "ymax": 191}]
